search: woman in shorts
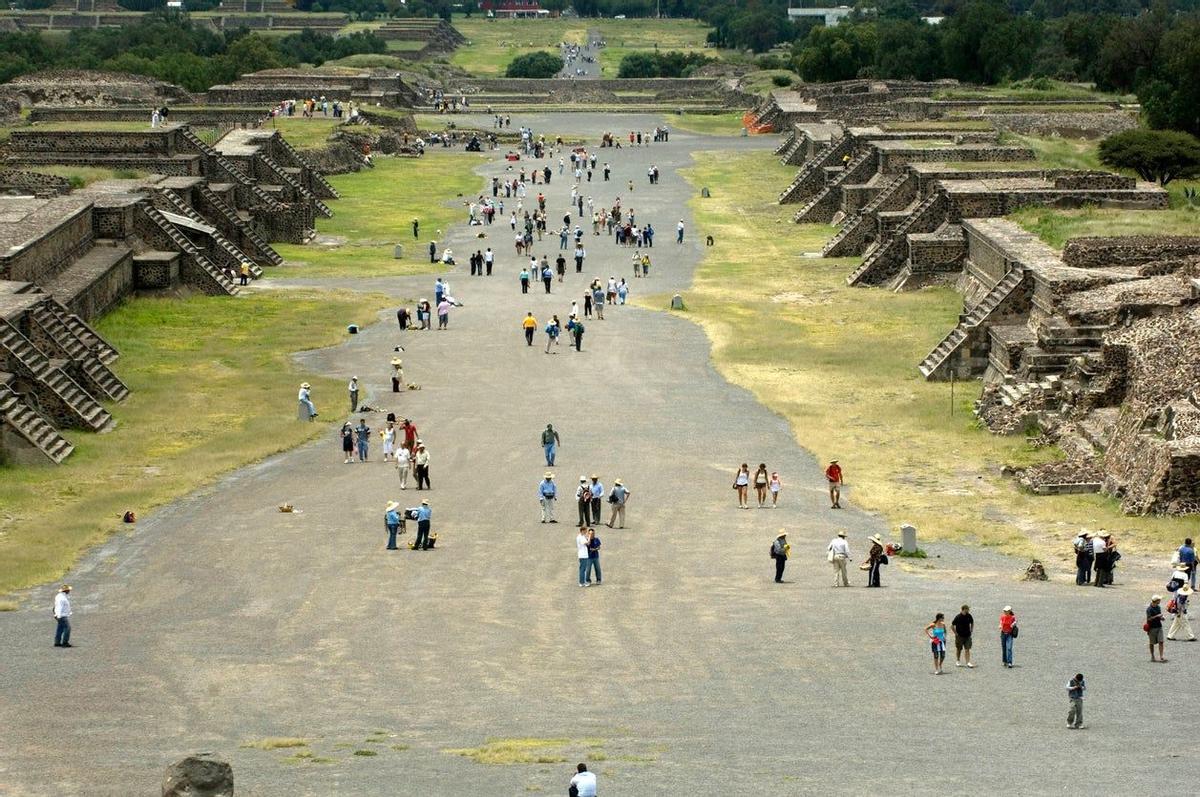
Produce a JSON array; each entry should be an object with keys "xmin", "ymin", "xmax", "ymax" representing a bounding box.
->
[
  {"xmin": 753, "ymin": 463, "xmax": 770, "ymax": 508},
  {"xmin": 733, "ymin": 463, "xmax": 750, "ymax": 509},
  {"xmin": 925, "ymin": 613, "xmax": 948, "ymax": 675}
]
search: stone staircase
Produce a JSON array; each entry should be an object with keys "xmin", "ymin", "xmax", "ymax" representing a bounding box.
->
[
  {"xmin": 918, "ymin": 267, "xmax": 1026, "ymax": 379},
  {"xmin": 259, "ymin": 155, "xmax": 333, "ymax": 218},
  {"xmin": 30, "ymin": 302, "xmax": 128, "ymax": 401},
  {"xmin": 995, "ymin": 374, "xmax": 1062, "ymax": 407},
  {"xmin": 195, "ymin": 184, "xmax": 282, "ymax": 266},
  {"xmin": 778, "ymin": 133, "xmax": 806, "ymax": 165},
  {"xmin": 272, "ymin": 134, "xmax": 339, "ymax": 200},
  {"xmin": 0, "ymin": 318, "xmax": 112, "ymax": 432},
  {"xmin": 778, "ymin": 135, "xmax": 851, "ymax": 205},
  {"xmin": 45, "ymin": 298, "xmax": 117, "ymax": 364},
  {"xmin": 177, "ymin": 126, "xmax": 287, "ymax": 215},
  {"xmin": 774, "ymin": 130, "xmax": 795, "ymax": 157},
  {"xmin": 0, "ymin": 383, "xmax": 74, "ymax": 463},
  {"xmin": 793, "ymin": 148, "xmax": 876, "ymax": 224},
  {"xmin": 846, "ymin": 192, "xmax": 948, "ymax": 287},
  {"xmin": 160, "ymin": 191, "xmax": 263, "ymax": 278},
  {"xmin": 823, "ymin": 172, "xmax": 915, "ymax": 258},
  {"xmin": 140, "ymin": 204, "xmax": 240, "ymax": 296}
]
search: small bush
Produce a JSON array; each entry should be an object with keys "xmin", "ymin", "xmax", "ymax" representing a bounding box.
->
[
  {"xmin": 771, "ymin": 74, "xmax": 793, "ymax": 87},
  {"xmin": 505, "ymin": 51, "xmax": 563, "ymax": 79},
  {"xmin": 352, "ymin": 749, "xmax": 378, "ymax": 757}
]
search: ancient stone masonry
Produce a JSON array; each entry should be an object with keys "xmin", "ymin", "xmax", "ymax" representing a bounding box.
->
[
  {"xmin": 0, "ymin": 123, "xmax": 338, "ymax": 464},
  {"xmin": 205, "ymin": 69, "xmax": 422, "ymax": 109},
  {"xmin": 448, "ymin": 78, "xmax": 739, "ymax": 113},
  {"xmin": 0, "ymin": 9, "xmax": 348, "ymax": 33},
  {"xmin": 372, "ymin": 18, "xmax": 464, "ymax": 58}
]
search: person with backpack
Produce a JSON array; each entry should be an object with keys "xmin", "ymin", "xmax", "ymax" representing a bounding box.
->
[
  {"xmin": 1000, "ymin": 606, "xmax": 1018, "ymax": 668},
  {"xmin": 541, "ymin": 424, "xmax": 561, "ymax": 466},
  {"xmin": 770, "ymin": 531, "xmax": 790, "ymax": 583},
  {"xmin": 575, "ymin": 478, "xmax": 592, "ymax": 527},
  {"xmin": 1073, "ymin": 531, "xmax": 1093, "ymax": 586},
  {"xmin": 606, "ymin": 479, "xmax": 630, "ymax": 529},
  {"xmin": 1167, "ymin": 585, "xmax": 1195, "ymax": 641},
  {"xmin": 1178, "ymin": 538, "xmax": 1197, "ymax": 589}
]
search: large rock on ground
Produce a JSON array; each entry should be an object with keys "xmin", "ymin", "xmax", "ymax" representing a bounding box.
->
[{"xmin": 162, "ymin": 756, "xmax": 233, "ymax": 797}]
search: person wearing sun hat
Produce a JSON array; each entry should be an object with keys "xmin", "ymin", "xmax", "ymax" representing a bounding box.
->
[
  {"xmin": 828, "ymin": 530, "xmax": 851, "ymax": 587},
  {"xmin": 1167, "ymin": 583, "xmax": 1195, "ymax": 641},
  {"xmin": 297, "ymin": 382, "xmax": 317, "ymax": 421},
  {"xmin": 771, "ymin": 531, "xmax": 790, "ymax": 583},
  {"xmin": 575, "ymin": 477, "xmax": 592, "ymax": 528},
  {"xmin": 53, "ymin": 584, "xmax": 73, "ymax": 648},
  {"xmin": 412, "ymin": 499, "xmax": 432, "ymax": 550},
  {"xmin": 825, "ymin": 459, "xmax": 843, "ymax": 509},
  {"xmin": 866, "ymin": 533, "xmax": 886, "ymax": 588},
  {"xmin": 539, "ymin": 472, "xmax": 558, "ymax": 524},
  {"xmin": 384, "ymin": 500, "xmax": 403, "ymax": 550},
  {"xmin": 606, "ymin": 479, "xmax": 630, "ymax": 529}
]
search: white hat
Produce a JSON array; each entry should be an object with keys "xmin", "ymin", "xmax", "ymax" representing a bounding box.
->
[
  {"xmin": 544, "ymin": 471, "xmax": 554, "ymax": 479},
  {"xmin": 1180, "ymin": 585, "xmax": 1194, "ymax": 596},
  {"xmin": 1151, "ymin": 595, "xmax": 1162, "ymax": 602},
  {"xmin": 1003, "ymin": 605, "xmax": 1013, "ymax": 612},
  {"xmin": 869, "ymin": 534, "xmax": 883, "ymax": 544},
  {"xmin": 837, "ymin": 531, "xmax": 847, "ymax": 538},
  {"xmin": 385, "ymin": 501, "xmax": 400, "ymax": 512}
]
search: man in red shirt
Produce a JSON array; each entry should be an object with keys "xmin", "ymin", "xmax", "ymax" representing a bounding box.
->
[{"xmin": 825, "ymin": 459, "xmax": 843, "ymax": 509}]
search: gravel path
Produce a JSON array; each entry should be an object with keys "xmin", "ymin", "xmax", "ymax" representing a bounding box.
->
[{"xmin": 0, "ymin": 116, "xmax": 1185, "ymax": 796}]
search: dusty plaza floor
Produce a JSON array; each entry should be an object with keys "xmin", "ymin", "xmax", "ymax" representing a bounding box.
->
[{"xmin": 0, "ymin": 114, "xmax": 1191, "ymax": 795}]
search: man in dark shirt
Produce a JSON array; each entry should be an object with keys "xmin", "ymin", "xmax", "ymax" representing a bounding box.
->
[
  {"xmin": 952, "ymin": 605, "xmax": 975, "ymax": 669},
  {"xmin": 1146, "ymin": 596, "xmax": 1167, "ymax": 663}
]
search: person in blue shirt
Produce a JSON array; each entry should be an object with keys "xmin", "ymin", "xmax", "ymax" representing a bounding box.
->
[
  {"xmin": 384, "ymin": 501, "xmax": 402, "ymax": 550},
  {"xmin": 354, "ymin": 419, "xmax": 370, "ymax": 462},
  {"xmin": 585, "ymin": 528, "xmax": 601, "ymax": 585},
  {"xmin": 1179, "ymin": 538, "xmax": 1196, "ymax": 588},
  {"xmin": 539, "ymin": 472, "xmax": 558, "ymax": 523},
  {"xmin": 925, "ymin": 613, "xmax": 948, "ymax": 675},
  {"xmin": 412, "ymin": 500, "xmax": 432, "ymax": 550}
]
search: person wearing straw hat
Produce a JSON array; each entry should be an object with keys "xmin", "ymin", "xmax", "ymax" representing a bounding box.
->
[
  {"xmin": 771, "ymin": 532, "xmax": 790, "ymax": 583},
  {"xmin": 348, "ymin": 376, "xmax": 359, "ymax": 413},
  {"xmin": 606, "ymin": 479, "xmax": 630, "ymax": 529},
  {"xmin": 53, "ymin": 584, "xmax": 73, "ymax": 648},
  {"xmin": 391, "ymin": 358, "xmax": 404, "ymax": 393},
  {"xmin": 298, "ymin": 382, "xmax": 317, "ymax": 421},
  {"xmin": 539, "ymin": 472, "xmax": 558, "ymax": 524},
  {"xmin": 1072, "ymin": 530, "xmax": 1093, "ymax": 586},
  {"xmin": 866, "ymin": 533, "xmax": 886, "ymax": 587},
  {"xmin": 1167, "ymin": 584, "xmax": 1195, "ymax": 641},
  {"xmin": 828, "ymin": 531, "xmax": 850, "ymax": 587},
  {"xmin": 384, "ymin": 501, "xmax": 403, "ymax": 550}
]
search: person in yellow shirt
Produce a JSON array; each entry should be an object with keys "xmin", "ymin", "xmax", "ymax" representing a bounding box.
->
[{"xmin": 522, "ymin": 312, "xmax": 537, "ymax": 346}]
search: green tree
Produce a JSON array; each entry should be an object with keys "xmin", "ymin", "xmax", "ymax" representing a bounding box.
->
[
  {"xmin": 505, "ymin": 51, "xmax": 564, "ymax": 79},
  {"xmin": 941, "ymin": 0, "xmax": 1040, "ymax": 84},
  {"xmin": 618, "ymin": 51, "xmax": 658, "ymax": 78},
  {"xmin": 875, "ymin": 18, "xmax": 943, "ymax": 80},
  {"xmin": 793, "ymin": 22, "xmax": 878, "ymax": 82},
  {"xmin": 1098, "ymin": 129, "xmax": 1200, "ymax": 185},
  {"xmin": 1137, "ymin": 18, "xmax": 1200, "ymax": 135}
]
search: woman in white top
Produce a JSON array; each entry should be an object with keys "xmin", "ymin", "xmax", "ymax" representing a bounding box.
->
[
  {"xmin": 753, "ymin": 463, "xmax": 769, "ymax": 508},
  {"xmin": 769, "ymin": 471, "xmax": 782, "ymax": 507},
  {"xmin": 733, "ymin": 463, "xmax": 751, "ymax": 509},
  {"xmin": 395, "ymin": 445, "xmax": 410, "ymax": 489},
  {"xmin": 381, "ymin": 423, "xmax": 396, "ymax": 463}
]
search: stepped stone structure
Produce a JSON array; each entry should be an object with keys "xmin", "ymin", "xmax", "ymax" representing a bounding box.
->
[
  {"xmin": 0, "ymin": 123, "xmax": 337, "ymax": 464},
  {"xmin": 373, "ymin": 18, "xmax": 465, "ymax": 57},
  {"xmin": 0, "ymin": 9, "xmax": 348, "ymax": 33},
  {"xmin": 746, "ymin": 78, "xmax": 1135, "ymax": 137},
  {"xmin": 447, "ymin": 78, "xmax": 742, "ymax": 113},
  {"xmin": 205, "ymin": 69, "xmax": 421, "ymax": 109}
]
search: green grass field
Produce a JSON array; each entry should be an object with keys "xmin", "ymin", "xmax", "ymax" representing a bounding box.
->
[
  {"xmin": 451, "ymin": 16, "xmax": 712, "ymax": 76},
  {"xmin": 671, "ymin": 150, "xmax": 1192, "ymax": 557},
  {"xmin": 272, "ymin": 151, "xmax": 485, "ymax": 279},
  {"xmin": 0, "ymin": 290, "xmax": 389, "ymax": 595},
  {"xmin": 669, "ymin": 112, "xmax": 747, "ymax": 136}
]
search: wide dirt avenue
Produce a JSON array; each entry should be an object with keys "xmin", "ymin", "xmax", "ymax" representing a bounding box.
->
[{"xmin": 0, "ymin": 114, "xmax": 1183, "ymax": 795}]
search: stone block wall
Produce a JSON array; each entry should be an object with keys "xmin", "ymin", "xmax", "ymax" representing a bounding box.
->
[
  {"xmin": 3, "ymin": 208, "xmax": 92, "ymax": 283},
  {"xmin": 9, "ymin": 128, "xmax": 178, "ymax": 155},
  {"xmin": 1063, "ymin": 236, "xmax": 1200, "ymax": 268},
  {"xmin": 63, "ymin": 250, "xmax": 133, "ymax": 320},
  {"xmin": 908, "ymin": 233, "xmax": 967, "ymax": 273},
  {"xmin": 0, "ymin": 168, "xmax": 71, "ymax": 196}
]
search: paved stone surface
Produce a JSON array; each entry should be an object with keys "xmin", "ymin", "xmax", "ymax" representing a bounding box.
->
[{"xmin": 0, "ymin": 116, "xmax": 1187, "ymax": 796}]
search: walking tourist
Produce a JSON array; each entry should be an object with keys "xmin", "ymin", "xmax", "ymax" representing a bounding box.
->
[
  {"xmin": 414, "ymin": 442, "xmax": 430, "ymax": 490},
  {"xmin": 769, "ymin": 471, "xmax": 782, "ymax": 507},
  {"xmin": 523, "ymin": 312, "xmax": 537, "ymax": 346},
  {"xmin": 828, "ymin": 531, "xmax": 850, "ymax": 586},
  {"xmin": 1178, "ymin": 537, "xmax": 1196, "ymax": 588},
  {"xmin": 925, "ymin": 613, "xmax": 948, "ymax": 674},
  {"xmin": 395, "ymin": 444, "xmax": 410, "ymax": 489},
  {"xmin": 53, "ymin": 584, "xmax": 72, "ymax": 648},
  {"xmin": 341, "ymin": 421, "xmax": 354, "ymax": 464},
  {"xmin": 1167, "ymin": 584, "xmax": 1194, "ymax": 641},
  {"xmin": 825, "ymin": 459, "xmax": 843, "ymax": 508},
  {"xmin": 544, "ymin": 315, "xmax": 561, "ymax": 353},
  {"xmin": 1000, "ymin": 606, "xmax": 1018, "ymax": 668},
  {"xmin": 542, "ymin": 423, "xmax": 561, "ymax": 466},
  {"xmin": 753, "ymin": 463, "xmax": 769, "ymax": 507},
  {"xmin": 354, "ymin": 418, "xmax": 370, "ymax": 462},
  {"xmin": 771, "ymin": 531, "xmax": 790, "ymax": 583},
  {"xmin": 381, "ymin": 421, "xmax": 396, "ymax": 463},
  {"xmin": 606, "ymin": 479, "xmax": 630, "ymax": 528},
  {"xmin": 539, "ymin": 472, "xmax": 558, "ymax": 524},
  {"xmin": 1146, "ymin": 595, "xmax": 1167, "ymax": 662},
  {"xmin": 733, "ymin": 463, "xmax": 750, "ymax": 509},
  {"xmin": 1067, "ymin": 673, "xmax": 1086, "ymax": 729},
  {"xmin": 952, "ymin": 604, "xmax": 974, "ymax": 668}
]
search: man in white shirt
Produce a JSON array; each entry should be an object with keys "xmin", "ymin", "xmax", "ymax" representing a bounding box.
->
[
  {"xmin": 1091, "ymin": 534, "xmax": 1107, "ymax": 588},
  {"xmin": 576, "ymin": 530, "xmax": 591, "ymax": 587},
  {"xmin": 828, "ymin": 531, "xmax": 851, "ymax": 587},
  {"xmin": 569, "ymin": 763, "xmax": 597, "ymax": 796},
  {"xmin": 53, "ymin": 584, "xmax": 73, "ymax": 648}
]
